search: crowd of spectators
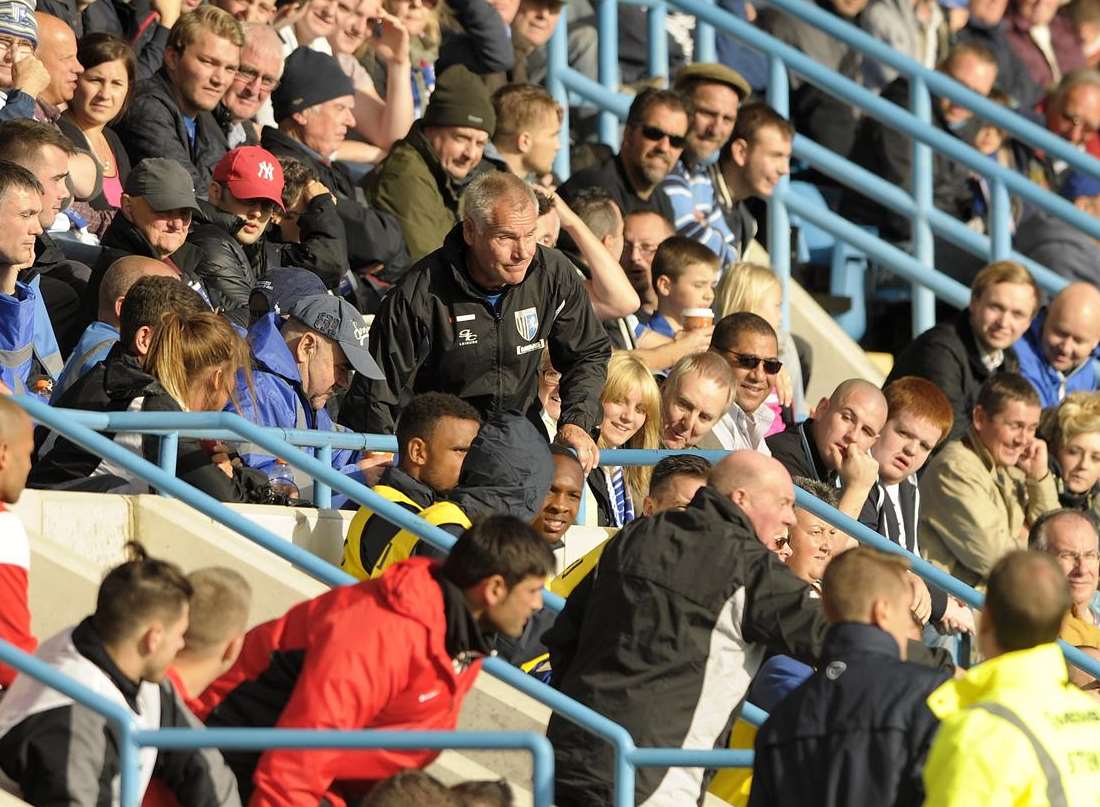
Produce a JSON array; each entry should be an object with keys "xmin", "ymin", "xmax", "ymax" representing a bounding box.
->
[{"xmin": 0, "ymin": 0, "xmax": 1096, "ymax": 802}]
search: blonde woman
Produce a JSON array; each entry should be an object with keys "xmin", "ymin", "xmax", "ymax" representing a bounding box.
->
[
  {"xmin": 713, "ymin": 262, "xmax": 807, "ymax": 425},
  {"xmin": 1040, "ymin": 391, "xmax": 1100, "ymax": 521},
  {"xmin": 584, "ymin": 353, "xmax": 662, "ymax": 527}
]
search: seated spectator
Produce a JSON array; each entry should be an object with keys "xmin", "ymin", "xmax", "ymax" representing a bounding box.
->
[
  {"xmin": 583, "ymin": 352, "xmax": 661, "ymax": 528},
  {"xmin": 1040, "ymin": 391, "xmax": 1100, "ymax": 516},
  {"xmin": 118, "ymin": 7, "xmax": 244, "ymax": 190},
  {"xmin": 1015, "ymin": 280, "xmax": 1100, "ymax": 406},
  {"xmin": 277, "ymin": 0, "xmax": 338, "ymax": 55},
  {"xmin": 262, "ymin": 46, "xmax": 409, "ymax": 280},
  {"xmin": 659, "ymin": 350, "xmax": 735, "ymax": 449},
  {"xmin": 32, "ymin": 12, "xmax": 83, "ymax": 123},
  {"xmin": 0, "ymin": 161, "xmax": 48, "ymax": 394},
  {"xmin": 757, "ymin": 0, "xmax": 869, "ymax": 156},
  {"xmin": 783, "ymin": 478, "xmax": 839, "ymax": 589},
  {"xmin": 545, "ymin": 451, "xmax": 820, "ymax": 807},
  {"xmin": 213, "ymin": 0, "xmax": 277, "ymax": 24},
  {"xmin": 1017, "ymin": 170, "xmax": 1100, "ymax": 286},
  {"xmin": 923, "ymin": 550, "xmax": 1100, "ymax": 804},
  {"xmin": 0, "ymin": 398, "xmax": 35, "ymax": 692},
  {"xmin": 1041, "ymin": 69, "xmax": 1100, "ymax": 166},
  {"xmin": 0, "ymin": 542, "xmax": 240, "ymax": 805},
  {"xmin": 535, "ymin": 348, "xmax": 560, "ymax": 439},
  {"xmin": 713, "ymin": 261, "xmax": 806, "ymax": 424},
  {"xmin": 531, "ymin": 446, "xmax": 584, "ymax": 547},
  {"xmin": 366, "ymin": 64, "xmax": 495, "ymax": 261},
  {"xmin": 342, "ymin": 171, "xmax": 610, "ymax": 474},
  {"xmin": 200, "ymin": 516, "xmax": 554, "ymax": 803},
  {"xmin": 1070, "ymin": 0, "xmax": 1100, "ymax": 67},
  {"xmin": 705, "ymin": 312, "xmax": 782, "ymax": 452},
  {"xmin": 862, "ymin": 0, "xmax": 959, "ymax": 91},
  {"xmin": 660, "ymin": 64, "xmax": 750, "ymax": 272},
  {"xmin": 365, "ymin": 414, "xmax": 553, "ymax": 577},
  {"xmin": 233, "ymin": 293, "xmax": 384, "ymax": 501},
  {"xmin": 846, "ymin": 41, "xmax": 999, "ymax": 243},
  {"xmin": 216, "ymin": 23, "xmax": 283, "ymax": 149},
  {"xmin": 53, "ymin": 255, "xmax": 174, "ymax": 401},
  {"xmin": 57, "ymin": 33, "xmax": 134, "ymax": 218},
  {"xmin": 1005, "ymin": 0, "xmax": 1086, "ymax": 90},
  {"xmin": 958, "ymin": 0, "xmax": 1044, "ymax": 108},
  {"xmin": 749, "ymin": 546, "xmax": 952, "ymax": 807},
  {"xmin": 621, "ymin": 209, "xmax": 673, "ymax": 316},
  {"xmin": 363, "ymin": 771, "xmax": 458, "ymax": 807},
  {"xmin": 507, "ymin": 0, "xmax": 594, "ymax": 87},
  {"xmin": 0, "ymin": 2, "xmax": 50, "ymax": 123},
  {"xmin": 1031, "ymin": 508, "xmax": 1100, "ymax": 647},
  {"xmin": 489, "ymin": 83, "xmax": 560, "ymax": 183},
  {"xmin": 558, "ymin": 88, "xmax": 686, "ymax": 225},
  {"xmin": 90, "ymin": 157, "xmax": 210, "ymax": 314},
  {"xmin": 887, "ymin": 260, "xmax": 1038, "ymax": 444},
  {"xmin": 919, "ymin": 373, "xmax": 1060, "ymax": 586},
  {"xmin": 341, "ymin": 392, "xmax": 481, "ymax": 580},
  {"xmin": 246, "ymin": 264, "xmax": 328, "ymax": 323},
  {"xmin": 767, "ymin": 379, "xmax": 886, "ymax": 528}
]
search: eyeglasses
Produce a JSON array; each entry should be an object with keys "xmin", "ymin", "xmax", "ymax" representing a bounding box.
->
[
  {"xmin": 1062, "ymin": 112, "xmax": 1100, "ymax": 136},
  {"xmin": 637, "ymin": 124, "xmax": 687, "ymax": 149},
  {"xmin": 1056, "ymin": 550, "xmax": 1100, "ymax": 564},
  {"xmin": 0, "ymin": 36, "xmax": 33, "ymax": 59},
  {"xmin": 726, "ymin": 351, "xmax": 783, "ymax": 375},
  {"xmin": 234, "ymin": 65, "xmax": 281, "ymax": 92}
]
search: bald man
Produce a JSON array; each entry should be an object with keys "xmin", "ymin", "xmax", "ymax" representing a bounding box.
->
[
  {"xmin": 546, "ymin": 449, "xmax": 827, "ymax": 807},
  {"xmin": 767, "ymin": 378, "xmax": 887, "ymax": 530},
  {"xmin": 1015, "ymin": 281, "xmax": 1100, "ymax": 407},
  {"xmin": 52, "ymin": 256, "xmax": 176, "ymax": 402},
  {"xmin": 34, "ymin": 12, "xmax": 81, "ymax": 111},
  {"xmin": 0, "ymin": 397, "xmax": 36, "ymax": 691}
]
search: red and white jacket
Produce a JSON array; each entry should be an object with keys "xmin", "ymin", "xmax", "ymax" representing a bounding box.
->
[{"xmin": 0, "ymin": 503, "xmax": 34, "ymax": 689}]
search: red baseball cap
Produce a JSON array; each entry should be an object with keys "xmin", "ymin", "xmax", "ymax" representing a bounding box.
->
[{"xmin": 212, "ymin": 146, "xmax": 285, "ymax": 210}]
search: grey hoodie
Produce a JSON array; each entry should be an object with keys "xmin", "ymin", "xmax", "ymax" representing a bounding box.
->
[{"xmin": 1015, "ymin": 208, "xmax": 1100, "ymax": 287}]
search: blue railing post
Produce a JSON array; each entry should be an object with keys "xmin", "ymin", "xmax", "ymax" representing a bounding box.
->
[
  {"xmin": 989, "ymin": 177, "xmax": 1012, "ymax": 261},
  {"xmin": 547, "ymin": 13, "xmax": 571, "ymax": 179},
  {"xmin": 314, "ymin": 443, "xmax": 333, "ymax": 510},
  {"xmin": 693, "ymin": 0, "xmax": 716, "ymax": 62},
  {"xmin": 119, "ymin": 725, "xmax": 140, "ymax": 806},
  {"xmin": 157, "ymin": 432, "xmax": 178, "ymax": 497},
  {"xmin": 647, "ymin": 1, "xmax": 669, "ymax": 82},
  {"xmin": 767, "ymin": 55, "xmax": 792, "ymax": 331},
  {"xmin": 909, "ymin": 76, "xmax": 936, "ymax": 337},
  {"xmin": 596, "ymin": 0, "xmax": 620, "ymax": 148}
]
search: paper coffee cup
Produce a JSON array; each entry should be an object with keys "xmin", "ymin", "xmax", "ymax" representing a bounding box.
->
[{"xmin": 682, "ymin": 308, "xmax": 715, "ymax": 330}]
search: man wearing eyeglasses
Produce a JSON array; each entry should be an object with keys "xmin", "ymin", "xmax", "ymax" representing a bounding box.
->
[
  {"xmin": 919, "ymin": 372, "xmax": 1060, "ymax": 587},
  {"xmin": 216, "ymin": 22, "xmax": 284, "ymax": 148},
  {"xmin": 0, "ymin": 1, "xmax": 48, "ymax": 123},
  {"xmin": 558, "ymin": 87, "xmax": 687, "ymax": 225},
  {"xmin": 1030, "ymin": 508, "xmax": 1100, "ymax": 649}
]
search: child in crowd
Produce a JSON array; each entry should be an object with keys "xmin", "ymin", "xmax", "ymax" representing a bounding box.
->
[
  {"xmin": 634, "ymin": 236, "xmax": 718, "ymax": 345},
  {"xmin": 0, "ymin": 398, "xmax": 35, "ymax": 693}
]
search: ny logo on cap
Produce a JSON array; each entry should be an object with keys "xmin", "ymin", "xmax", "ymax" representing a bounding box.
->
[{"xmin": 257, "ymin": 161, "xmax": 275, "ymax": 181}]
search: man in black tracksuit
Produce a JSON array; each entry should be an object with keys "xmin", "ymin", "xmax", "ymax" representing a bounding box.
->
[{"xmin": 340, "ymin": 173, "xmax": 611, "ymax": 471}]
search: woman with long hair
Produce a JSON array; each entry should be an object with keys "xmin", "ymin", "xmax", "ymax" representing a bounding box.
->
[{"xmin": 584, "ymin": 352, "xmax": 662, "ymax": 527}]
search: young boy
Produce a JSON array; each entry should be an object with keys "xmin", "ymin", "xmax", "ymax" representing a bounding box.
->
[
  {"xmin": 633, "ymin": 237, "xmax": 718, "ymax": 370},
  {"xmin": 0, "ymin": 397, "xmax": 35, "ymax": 692}
]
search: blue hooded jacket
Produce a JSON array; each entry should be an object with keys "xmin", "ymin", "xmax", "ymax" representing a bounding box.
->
[
  {"xmin": 51, "ymin": 321, "xmax": 120, "ymax": 402},
  {"xmin": 1013, "ymin": 308, "xmax": 1100, "ymax": 407},
  {"xmin": 230, "ymin": 312, "xmax": 362, "ymax": 503},
  {"xmin": 0, "ymin": 277, "xmax": 61, "ymax": 393}
]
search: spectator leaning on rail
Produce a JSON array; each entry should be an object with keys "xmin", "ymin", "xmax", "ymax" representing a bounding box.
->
[
  {"xmin": 0, "ymin": 398, "xmax": 35, "ymax": 694},
  {"xmin": 748, "ymin": 547, "xmax": 952, "ymax": 807},
  {"xmin": 1030, "ymin": 508, "xmax": 1100, "ymax": 649},
  {"xmin": 886, "ymin": 260, "xmax": 1038, "ymax": 445},
  {"xmin": 1014, "ymin": 280, "xmax": 1100, "ymax": 407},
  {"xmin": 0, "ymin": 542, "xmax": 241, "ymax": 806},
  {"xmin": 198, "ymin": 516, "xmax": 555, "ymax": 807},
  {"xmin": 922, "ymin": 549, "xmax": 1100, "ymax": 805},
  {"xmin": 341, "ymin": 171, "xmax": 611, "ymax": 475},
  {"xmin": 919, "ymin": 372, "xmax": 1060, "ymax": 587}
]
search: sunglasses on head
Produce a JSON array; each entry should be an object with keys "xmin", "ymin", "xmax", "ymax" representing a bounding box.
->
[
  {"xmin": 728, "ymin": 351, "xmax": 783, "ymax": 375},
  {"xmin": 638, "ymin": 124, "xmax": 687, "ymax": 149}
]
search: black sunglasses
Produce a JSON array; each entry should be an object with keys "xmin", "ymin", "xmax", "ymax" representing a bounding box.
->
[
  {"xmin": 728, "ymin": 351, "xmax": 783, "ymax": 375},
  {"xmin": 638, "ymin": 124, "xmax": 687, "ymax": 149}
]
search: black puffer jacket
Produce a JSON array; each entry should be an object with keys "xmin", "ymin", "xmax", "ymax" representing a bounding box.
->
[
  {"xmin": 748, "ymin": 622, "xmax": 951, "ymax": 807},
  {"xmin": 116, "ymin": 69, "xmax": 228, "ymax": 192},
  {"xmin": 339, "ymin": 224, "xmax": 611, "ymax": 435}
]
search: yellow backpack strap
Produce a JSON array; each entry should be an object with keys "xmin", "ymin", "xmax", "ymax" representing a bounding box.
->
[
  {"xmin": 551, "ymin": 537, "xmax": 610, "ymax": 597},
  {"xmin": 368, "ymin": 501, "xmax": 472, "ymax": 579},
  {"xmin": 341, "ymin": 486, "xmax": 421, "ymax": 581}
]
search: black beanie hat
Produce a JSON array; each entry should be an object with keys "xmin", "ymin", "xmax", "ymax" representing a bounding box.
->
[
  {"xmin": 423, "ymin": 65, "xmax": 496, "ymax": 135},
  {"xmin": 272, "ymin": 47, "xmax": 356, "ymax": 122}
]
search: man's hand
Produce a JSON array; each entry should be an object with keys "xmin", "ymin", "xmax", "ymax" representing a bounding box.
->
[
  {"xmin": 305, "ymin": 179, "xmax": 334, "ymax": 203},
  {"xmin": 556, "ymin": 423, "xmax": 599, "ymax": 475},
  {"xmin": 832, "ymin": 444, "xmax": 879, "ymax": 495},
  {"xmin": 908, "ymin": 573, "xmax": 931, "ymax": 625},
  {"xmin": 357, "ymin": 451, "xmax": 394, "ymax": 486},
  {"xmin": 12, "ymin": 54, "xmax": 49, "ymax": 98},
  {"xmin": 774, "ymin": 366, "xmax": 794, "ymax": 408},
  {"xmin": 938, "ymin": 597, "xmax": 975, "ymax": 635},
  {"xmin": 372, "ymin": 10, "xmax": 411, "ymax": 67},
  {"xmin": 1017, "ymin": 437, "xmax": 1050, "ymax": 481},
  {"xmin": 150, "ymin": 0, "xmax": 183, "ymax": 28}
]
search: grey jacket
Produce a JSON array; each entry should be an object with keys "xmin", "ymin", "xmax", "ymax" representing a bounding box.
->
[{"xmin": 1014, "ymin": 208, "xmax": 1100, "ymax": 287}]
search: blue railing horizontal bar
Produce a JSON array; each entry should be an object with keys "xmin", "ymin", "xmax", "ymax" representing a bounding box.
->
[
  {"xmin": 133, "ymin": 727, "xmax": 550, "ymax": 752},
  {"xmin": 556, "ymin": 65, "xmax": 632, "ymax": 118},
  {"xmin": 630, "ymin": 747, "xmax": 755, "ymax": 768}
]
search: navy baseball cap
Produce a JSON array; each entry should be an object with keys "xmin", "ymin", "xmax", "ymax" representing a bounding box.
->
[
  {"xmin": 1060, "ymin": 170, "xmax": 1100, "ymax": 201},
  {"xmin": 288, "ymin": 294, "xmax": 383, "ymax": 379},
  {"xmin": 251, "ymin": 268, "xmax": 329, "ymax": 317}
]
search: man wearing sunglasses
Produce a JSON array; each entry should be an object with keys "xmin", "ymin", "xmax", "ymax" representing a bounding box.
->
[
  {"xmin": 187, "ymin": 145, "xmax": 344, "ymax": 325},
  {"xmin": 701, "ymin": 311, "xmax": 783, "ymax": 453},
  {"xmin": 558, "ymin": 87, "xmax": 687, "ymax": 225}
]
